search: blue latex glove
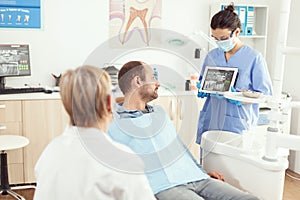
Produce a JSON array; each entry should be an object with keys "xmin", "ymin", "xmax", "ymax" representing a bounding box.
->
[
  {"xmin": 211, "ymin": 92, "xmax": 225, "ymax": 99},
  {"xmin": 227, "ymin": 86, "xmax": 243, "ymax": 106},
  {"xmin": 197, "ymin": 81, "xmax": 210, "ymax": 98}
]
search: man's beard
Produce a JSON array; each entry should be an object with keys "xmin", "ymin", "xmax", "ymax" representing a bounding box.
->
[{"xmin": 139, "ymin": 87, "xmax": 158, "ymax": 102}]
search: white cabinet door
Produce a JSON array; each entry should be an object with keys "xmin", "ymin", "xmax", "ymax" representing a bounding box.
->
[{"xmin": 177, "ymin": 95, "xmax": 205, "ymax": 163}]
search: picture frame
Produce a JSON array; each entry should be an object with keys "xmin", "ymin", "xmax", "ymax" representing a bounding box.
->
[{"xmin": 199, "ymin": 66, "xmax": 238, "ymax": 94}]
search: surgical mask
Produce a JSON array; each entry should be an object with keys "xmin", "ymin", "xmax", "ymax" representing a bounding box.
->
[{"xmin": 216, "ymin": 37, "xmax": 236, "ymax": 52}]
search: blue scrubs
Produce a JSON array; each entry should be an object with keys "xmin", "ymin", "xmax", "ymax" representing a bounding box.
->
[{"xmin": 196, "ymin": 46, "xmax": 273, "ymax": 144}]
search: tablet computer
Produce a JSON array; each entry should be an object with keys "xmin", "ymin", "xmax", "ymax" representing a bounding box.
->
[{"xmin": 199, "ymin": 66, "xmax": 238, "ymax": 94}]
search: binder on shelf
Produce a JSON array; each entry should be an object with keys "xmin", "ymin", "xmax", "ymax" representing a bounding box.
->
[
  {"xmin": 246, "ymin": 6, "xmax": 254, "ymax": 35},
  {"xmin": 237, "ymin": 6, "xmax": 247, "ymax": 36}
]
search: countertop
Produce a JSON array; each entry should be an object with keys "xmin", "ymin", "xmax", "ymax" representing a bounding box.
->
[
  {"xmin": 0, "ymin": 92, "xmax": 62, "ymax": 101},
  {"xmin": 0, "ymin": 90, "xmax": 198, "ymax": 101}
]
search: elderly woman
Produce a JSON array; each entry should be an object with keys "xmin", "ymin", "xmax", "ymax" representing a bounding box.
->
[{"xmin": 34, "ymin": 65, "xmax": 155, "ymax": 200}]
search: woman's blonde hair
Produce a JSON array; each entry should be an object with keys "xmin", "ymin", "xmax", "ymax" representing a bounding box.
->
[{"xmin": 59, "ymin": 65, "xmax": 111, "ymax": 127}]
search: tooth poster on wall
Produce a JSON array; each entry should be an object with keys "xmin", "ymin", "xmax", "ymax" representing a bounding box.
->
[
  {"xmin": 0, "ymin": 0, "xmax": 40, "ymax": 28},
  {"xmin": 109, "ymin": 0, "xmax": 162, "ymax": 47}
]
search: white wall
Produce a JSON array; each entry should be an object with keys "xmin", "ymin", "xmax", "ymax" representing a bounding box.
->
[
  {"xmin": 284, "ymin": 0, "xmax": 300, "ymax": 101},
  {"xmin": 1, "ymin": 0, "xmax": 208, "ymax": 87},
  {"xmin": 1, "ymin": 0, "xmax": 108, "ymax": 87},
  {"xmin": 283, "ymin": 0, "xmax": 300, "ymax": 174}
]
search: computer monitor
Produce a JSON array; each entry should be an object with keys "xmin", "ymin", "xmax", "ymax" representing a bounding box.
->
[{"xmin": 0, "ymin": 44, "xmax": 31, "ymax": 89}]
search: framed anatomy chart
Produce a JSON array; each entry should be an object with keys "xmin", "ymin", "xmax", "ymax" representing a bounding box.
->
[{"xmin": 109, "ymin": 0, "xmax": 161, "ymax": 47}]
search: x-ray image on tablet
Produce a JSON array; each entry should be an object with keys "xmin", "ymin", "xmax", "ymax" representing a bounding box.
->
[{"xmin": 199, "ymin": 66, "xmax": 238, "ymax": 94}]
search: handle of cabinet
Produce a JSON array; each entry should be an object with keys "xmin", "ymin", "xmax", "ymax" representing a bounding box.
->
[
  {"xmin": 0, "ymin": 125, "xmax": 7, "ymax": 130},
  {"xmin": 170, "ymin": 99, "xmax": 176, "ymax": 121},
  {"xmin": 178, "ymin": 99, "xmax": 183, "ymax": 120},
  {"xmin": 0, "ymin": 104, "xmax": 6, "ymax": 109}
]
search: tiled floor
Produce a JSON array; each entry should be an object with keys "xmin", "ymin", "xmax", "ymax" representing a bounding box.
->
[{"xmin": 1, "ymin": 170, "xmax": 300, "ymax": 200}]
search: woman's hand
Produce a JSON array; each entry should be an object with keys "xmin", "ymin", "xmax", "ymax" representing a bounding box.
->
[{"xmin": 207, "ymin": 171, "xmax": 225, "ymax": 182}]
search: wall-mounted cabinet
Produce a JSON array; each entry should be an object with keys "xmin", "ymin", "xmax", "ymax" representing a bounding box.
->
[{"xmin": 209, "ymin": 3, "xmax": 269, "ymax": 57}]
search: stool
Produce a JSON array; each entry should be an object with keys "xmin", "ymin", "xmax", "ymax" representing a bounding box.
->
[{"xmin": 0, "ymin": 135, "xmax": 29, "ymax": 200}]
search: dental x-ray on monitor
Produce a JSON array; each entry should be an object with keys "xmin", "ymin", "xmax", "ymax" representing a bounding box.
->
[
  {"xmin": 199, "ymin": 66, "xmax": 238, "ymax": 94},
  {"xmin": 0, "ymin": 44, "xmax": 31, "ymax": 89}
]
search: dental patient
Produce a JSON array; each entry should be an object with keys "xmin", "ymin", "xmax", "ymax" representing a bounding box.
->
[{"xmin": 108, "ymin": 61, "xmax": 259, "ymax": 200}]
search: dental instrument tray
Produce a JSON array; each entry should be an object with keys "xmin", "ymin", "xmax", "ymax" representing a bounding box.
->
[
  {"xmin": 199, "ymin": 66, "xmax": 238, "ymax": 94},
  {"xmin": 223, "ymin": 91, "xmax": 268, "ymax": 104},
  {"xmin": 241, "ymin": 90, "xmax": 262, "ymax": 98}
]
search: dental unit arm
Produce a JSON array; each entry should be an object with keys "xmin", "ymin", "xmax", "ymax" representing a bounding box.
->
[{"xmin": 263, "ymin": 100, "xmax": 300, "ymax": 161}]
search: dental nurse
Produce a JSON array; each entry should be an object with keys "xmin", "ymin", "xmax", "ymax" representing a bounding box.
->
[{"xmin": 196, "ymin": 3, "xmax": 273, "ymax": 144}]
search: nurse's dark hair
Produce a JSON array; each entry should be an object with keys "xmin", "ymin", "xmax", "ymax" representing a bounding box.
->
[{"xmin": 210, "ymin": 3, "xmax": 241, "ymax": 31}]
